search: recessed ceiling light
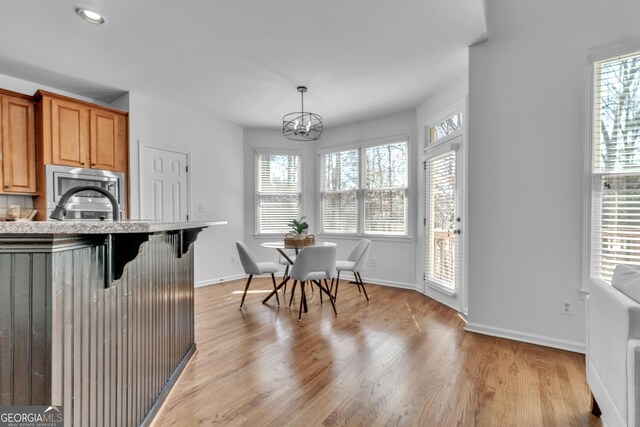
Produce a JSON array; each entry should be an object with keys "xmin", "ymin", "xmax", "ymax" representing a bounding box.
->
[{"xmin": 76, "ymin": 8, "xmax": 105, "ymax": 24}]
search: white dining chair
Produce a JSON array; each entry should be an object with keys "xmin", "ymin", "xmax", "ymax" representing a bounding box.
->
[
  {"xmin": 236, "ymin": 241, "xmax": 280, "ymax": 308},
  {"xmin": 287, "ymin": 246, "xmax": 337, "ymax": 320},
  {"xmin": 333, "ymin": 239, "xmax": 371, "ymax": 302}
]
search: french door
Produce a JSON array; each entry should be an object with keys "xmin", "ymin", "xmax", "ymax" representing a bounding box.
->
[{"xmin": 423, "ymin": 133, "xmax": 464, "ymax": 311}]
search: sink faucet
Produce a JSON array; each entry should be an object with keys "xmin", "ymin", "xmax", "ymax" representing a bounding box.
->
[{"xmin": 49, "ymin": 185, "xmax": 120, "ymax": 221}]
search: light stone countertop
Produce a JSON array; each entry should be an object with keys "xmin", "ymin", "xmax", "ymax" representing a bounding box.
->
[{"xmin": 0, "ymin": 220, "xmax": 227, "ymax": 235}]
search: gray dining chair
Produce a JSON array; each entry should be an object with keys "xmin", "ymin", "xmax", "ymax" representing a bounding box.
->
[
  {"xmin": 287, "ymin": 246, "xmax": 337, "ymax": 320},
  {"xmin": 333, "ymin": 239, "xmax": 371, "ymax": 302},
  {"xmin": 236, "ymin": 241, "xmax": 280, "ymax": 308}
]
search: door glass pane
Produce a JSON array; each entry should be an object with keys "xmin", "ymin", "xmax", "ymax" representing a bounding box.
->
[
  {"xmin": 425, "ymin": 151, "xmax": 457, "ymax": 289},
  {"xmin": 428, "ymin": 113, "xmax": 462, "ymax": 144}
]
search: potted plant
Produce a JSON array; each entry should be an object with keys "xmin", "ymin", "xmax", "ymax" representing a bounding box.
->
[
  {"xmin": 287, "ymin": 216, "xmax": 309, "ymax": 238},
  {"xmin": 284, "ymin": 217, "xmax": 314, "ymax": 248}
]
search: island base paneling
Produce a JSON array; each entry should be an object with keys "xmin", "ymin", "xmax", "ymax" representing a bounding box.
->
[{"xmin": 0, "ymin": 232, "xmax": 196, "ymax": 427}]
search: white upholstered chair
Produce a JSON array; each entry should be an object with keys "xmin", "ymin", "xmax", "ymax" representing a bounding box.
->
[
  {"xmin": 587, "ymin": 264, "xmax": 640, "ymax": 427},
  {"xmin": 236, "ymin": 241, "xmax": 280, "ymax": 308},
  {"xmin": 333, "ymin": 239, "xmax": 371, "ymax": 302},
  {"xmin": 287, "ymin": 246, "xmax": 337, "ymax": 320}
]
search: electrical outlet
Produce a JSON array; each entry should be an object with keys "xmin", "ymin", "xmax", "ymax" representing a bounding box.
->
[
  {"xmin": 561, "ymin": 299, "xmax": 573, "ymax": 316},
  {"xmin": 371, "ymin": 257, "xmax": 378, "ymax": 267},
  {"xmin": 231, "ymin": 256, "xmax": 237, "ymax": 264}
]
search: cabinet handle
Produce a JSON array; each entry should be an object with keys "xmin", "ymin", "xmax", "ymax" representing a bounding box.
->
[
  {"xmin": 81, "ymin": 162, "xmax": 85, "ymax": 166},
  {"xmin": 91, "ymin": 163, "xmax": 96, "ymax": 166},
  {"xmin": 4, "ymin": 185, "xmax": 9, "ymax": 189}
]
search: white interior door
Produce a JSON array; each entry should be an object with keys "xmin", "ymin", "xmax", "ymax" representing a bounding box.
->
[
  {"xmin": 140, "ymin": 144, "xmax": 190, "ymax": 221},
  {"xmin": 423, "ymin": 134, "xmax": 464, "ymax": 311}
]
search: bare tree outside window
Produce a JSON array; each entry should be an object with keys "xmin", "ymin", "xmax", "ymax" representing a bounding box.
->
[
  {"xmin": 429, "ymin": 113, "xmax": 461, "ymax": 144},
  {"xmin": 321, "ymin": 141, "xmax": 409, "ymax": 235}
]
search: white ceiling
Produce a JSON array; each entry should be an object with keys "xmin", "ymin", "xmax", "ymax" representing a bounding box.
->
[{"xmin": 0, "ymin": 0, "xmax": 486, "ymax": 129}]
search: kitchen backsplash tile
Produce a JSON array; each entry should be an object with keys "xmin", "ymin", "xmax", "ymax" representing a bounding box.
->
[{"xmin": 0, "ymin": 195, "xmax": 34, "ymax": 209}]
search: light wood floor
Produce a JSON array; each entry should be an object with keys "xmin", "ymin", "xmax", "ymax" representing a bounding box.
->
[{"xmin": 152, "ymin": 278, "xmax": 601, "ymax": 427}]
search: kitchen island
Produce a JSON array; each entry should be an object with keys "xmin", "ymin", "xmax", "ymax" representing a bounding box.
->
[{"xmin": 0, "ymin": 220, "xmax": 226, "ymax": 426}]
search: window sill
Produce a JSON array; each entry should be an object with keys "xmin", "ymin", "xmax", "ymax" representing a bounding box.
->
[{"xmin": 316, "ymin": 233, "xmax": 413, "ymax": 243}]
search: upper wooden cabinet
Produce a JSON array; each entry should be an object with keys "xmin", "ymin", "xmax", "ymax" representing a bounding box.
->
[
  {"xmin": 90, "ymin": 109, "xmax": 127, "ymax": 171},
  {"xmin": 50, "ymin": 98, "xmax": 90, "ymax": 167},
  {"xmin": 0, "ymin": 94, "xmax": 37, "ymax": 194},
  {"xmin": 36, "ymin": 91, "xmax": 128, "ymax": 173}
]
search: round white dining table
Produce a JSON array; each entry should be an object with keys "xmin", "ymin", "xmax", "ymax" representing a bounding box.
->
[{"xmin": 260, "ymin": 240, "xmax": 337, "ymax": 264}]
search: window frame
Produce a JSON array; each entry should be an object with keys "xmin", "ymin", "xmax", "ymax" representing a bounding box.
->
[
  {"xmin": 427, "ymin": 112, "xmax": 463, "ymax": 148},
  {"xmin": 582, "ymin": 37, "xmax": 640, "ymax": 294},
  {"xmin": 318, "ymin": 134, "xmax": 411, "ymax": 239},
  {"xmin": 254, "ymin": 149, "xmax": 303, "ymax": 236}
]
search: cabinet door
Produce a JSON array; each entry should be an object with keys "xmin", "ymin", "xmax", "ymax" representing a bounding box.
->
[
  {"xmin": 90, "ymin": 109, "xmax": 122, "ymax": 171},
  {"xmin": 1, "ymin": 96, "xmax": 36, "ymax": 193},
  {"xmin": 51, "ymin": 99, "xmax": 90, "ymax": 167}
]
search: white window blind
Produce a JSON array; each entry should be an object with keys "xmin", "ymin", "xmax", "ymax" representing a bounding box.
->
[
  {"xmin": 364, "ymin": 142, "xmax": 408, "ymax": 234},
  {"xmin": 321, "ymin": 140, "xmax": 408, "ymax": 236},
  {"xmin": 321, "ymin": 150, "xmax": 358, "ymax": 233},
  {"xmin": 256, "ymin": 153, "xmax": 301, "ymax": 233},
  {"xmin": 425, "ymin": 151, "xmax": 457, "ymax": 289},
  {"xmin": 591, "ymin": 51, "xmax": 640, "ymax": 281}
]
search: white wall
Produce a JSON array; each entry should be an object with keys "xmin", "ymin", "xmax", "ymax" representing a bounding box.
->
[
  {"xmin": 128, "ymin": 92, "xmax": 245, "ymax": 285},
  {"xmin": 467, "ymin": 0, "xmax": 640, "ymax": 352},
  {"xmin": 0, "ymin": 73, "xmax": 121, "ymax": 107}
]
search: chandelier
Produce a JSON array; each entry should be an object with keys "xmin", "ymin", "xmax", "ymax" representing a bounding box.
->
[{"xmin": 282, "ymin": 86, "xmax": 323, "ymax": 141}]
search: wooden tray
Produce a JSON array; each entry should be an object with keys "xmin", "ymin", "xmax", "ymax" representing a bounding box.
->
[{"xmin": 284, "ymin": 234, "xmax": 315, "ymax": 248}]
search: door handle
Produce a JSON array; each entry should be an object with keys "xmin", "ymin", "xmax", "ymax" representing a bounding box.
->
[{"xmin": 453, "ymin": 229, "xmax": 461, "ymax": 235}]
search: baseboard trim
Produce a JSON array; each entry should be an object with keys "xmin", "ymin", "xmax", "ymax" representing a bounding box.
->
[
  {"xmin": 340, "ymin": 273, "xmax": 417, "ymax": 291},
  {"xmin": 196, "ymin": 273, "xmax": 417, "ymax": 291},
  {"xmin": 195, "ymin": 273, "xmax": 246, "ymax": 287},
  {"xmin": 465, "ymin": 322, "xmax": 586, "ymax": 354}
]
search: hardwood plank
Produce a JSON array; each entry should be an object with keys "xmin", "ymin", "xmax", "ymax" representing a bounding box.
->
[{"xmin": 152, "ymin": 279, "xmax": 601, "ymax": 427}]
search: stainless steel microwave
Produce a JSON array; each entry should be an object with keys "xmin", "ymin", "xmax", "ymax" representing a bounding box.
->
[{"xmin": 45, "ymin": 165, "xmax": 125, "ymax": 220}]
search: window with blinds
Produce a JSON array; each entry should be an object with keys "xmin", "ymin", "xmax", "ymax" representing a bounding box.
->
[
  {"xmin": 321, "ymin": 150, "xmax": 358, "ymax": 233},
  {"xmin": 591, "ymin": 51, "xmax": 640, "ymax": 281},
  {"xmin": 425, "ymin": 151, "xmax": 457, "ymax": 289},
  {"xmin": 256, "ymin": 153, "xmax": 301, "ymax": 233},
  {"xmin": 364, "ymin": 142, "xmax": 408, "ymax": 234},
  {"xmin": 321, "ymin": 141, "xmax": 408, "ymax": 235}
]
